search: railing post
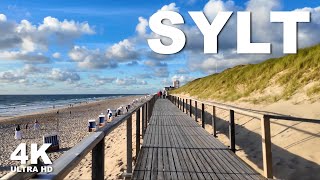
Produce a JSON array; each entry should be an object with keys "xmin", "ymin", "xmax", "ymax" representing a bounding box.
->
[
  {"xmin": 261, "ymin": 115, "xmax": 273, "ymax": 178},
  {"xmin": 146, "ymin": 102, "xmax": 149, "ymax": 123},
  {"xmin": 92, "ymin": 137, "xmax": 105, "ymax": 180},
  {"xmin": 189, "ymin": 99, "xmax": 192, "ymax": 117},
  {"xmin": 146, "ymin": 102, "xmax": 149, "ymax": 125},
  {"xmin": 126, "ymin": 116, "xmax": 133, "ymax": 174},
  {"xmin": 142, "ymin": 104, "xmax": 145, "ymax": 137},
  {"xmin": 136, "ymin": 109, "xmax": 141, "ymax": 158},
  {"xmin": 183, "ymin": 99, "xmax": 185, "ymax": 112},
  {"xmin": 185, "ymin": 99, "xmax": 188, "ymax": 114},
  {"xmin": 212, "ymin": 106, "xmax": 217, "ymax": 137},
  {"xmin": 201, "ymin": 103, "xmax": 205, "ymax": 128},
  {"xmin": 195, "ymin": 101, "xmax": 198, "ymax": 122},
  {"xmin": 178, "ymin": 97, "xmax": 180, "ymax": 109},
  {"xmin": 229, "ymin": 110, "xmax": 235, "ymax": 152}
]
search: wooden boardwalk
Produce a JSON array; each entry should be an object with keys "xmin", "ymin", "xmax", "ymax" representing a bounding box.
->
[{"xmin": 132, "ymin": 99, "xmax": 264, "ymax": 180}]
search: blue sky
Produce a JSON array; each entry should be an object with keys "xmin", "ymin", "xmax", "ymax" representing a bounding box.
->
[{"xmin": 0, "ymin": 0, "xmax": 319, "ymax": 94}]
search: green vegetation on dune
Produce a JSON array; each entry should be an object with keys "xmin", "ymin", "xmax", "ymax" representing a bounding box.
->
[{"xmin": 172, "ymin": 44, "xmax": 320, "ymax": 103}]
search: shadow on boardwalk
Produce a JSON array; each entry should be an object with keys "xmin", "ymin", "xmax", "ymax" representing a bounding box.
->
[{"xmin": 186, "ymin": 103, "xmax": 320, "ymax": 180}]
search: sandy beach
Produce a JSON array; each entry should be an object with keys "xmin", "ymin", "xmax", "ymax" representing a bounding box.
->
[
  {"xmin": 175, "ymin": 94, "xmax": 320, "ymax": 180},
  {"xmin": 0, "ymin": 95, "xmax": 143, "ymax": 179}
]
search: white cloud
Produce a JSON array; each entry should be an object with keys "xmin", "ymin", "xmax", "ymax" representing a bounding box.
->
[
  {"xmin": 105, "ymin": 39, "xmax": 139, "ymax": 62},
  {"xmin": 115, "ymin": 78, "xmax": 147, "ymax": 86},
  {"xmin": 144, "ymin": 60, "xmax": 167, "ymax": 67},
  {"xmin": 159, "ymin": 3, "xmax": 179, "ymax": 12},
  {"xmin": 294, "ymin": 6, "xmax": 320, "ymax": 48},
  {"xmin": 204, "ymin": 0, "xmax": 237, "ymax": 20},
  {"xmin": 0, "ymin": 14, "xmax": 95, "ymax": 64},
  {"xmin": 176, "ymin": 68, "xmax": 190, "ymax": 74},
  {"xmin": 0, "ymin": 71, "xmax": 28, "ymax": 84},
  {"xmin": 91, "ymin": 75, "xmax": 116, "ymax": 86},
  {"xmin": 0, "ymin": 14, "xmax": 7, "ymax": 22},
  {"xmin": 136, "ymin": 17, "xmax": 148, "ymax": 36},
  {"xmin": 0, "ymin": 51, "xmax": 49, "ymax": 63},
  {"xmin": 48, "ymin": 68, "xmax": 80, "ymax": 83},
  {"xmin": 52, "ymin": 52, "xmax": 61, "ymax": 59},
  {"xmin": 154, "ymin": 67, "xmax": 169, "ymax": 78},
  {"xmin": 22, "ymin": 64, "xmax": 47, "ymax": 74},
  {"xmin": 69, "ymin": 46, "xmax": 117, "ymax": 69},
  {"xmin": 38, "ymin": 16, "xmax": 94, "ymax": 35},
  {"xmin": 14, "ymin": 17, "xmax": 94, "ymax": 52},
  {"xmin": 0, "ymin": 14, "xmax": 94, "ymax": 53}
]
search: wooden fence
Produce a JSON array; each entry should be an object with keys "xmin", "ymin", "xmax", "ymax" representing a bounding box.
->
[
  {"xmin": 2, "ymin": 95, "xmax": 157, "ymax": 180},
  {"xmin": 169, "ymin": 95, "xmax": 320, "ymax": 179}
]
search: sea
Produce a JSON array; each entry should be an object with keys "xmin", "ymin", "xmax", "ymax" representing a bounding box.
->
[{"xmin": 0, "ymin": 94, "xmax": 136, "ymax": 118}]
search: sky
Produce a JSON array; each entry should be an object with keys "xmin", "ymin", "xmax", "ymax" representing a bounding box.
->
[{"xmin": 0, "ymin": 0, "xmax": 319, "ymax": 94}]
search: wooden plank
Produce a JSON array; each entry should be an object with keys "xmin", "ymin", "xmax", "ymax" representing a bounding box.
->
[
  {"xmin": 143, "ymin": 147, "xmax": 153, "ymax": 179},
  {"xmin": 157, "ymin": 147, "xmax": 165, "ymax": 180},
  {"xmin": 136, "ymin": 147, "xmax": 147, "ymax": 180},
  {"xmin": 151, "ymin": 147, "xmax": 158, "ymax": 180},
  {"xmin": 168, "ymin": 148, "xmax": 179, "ymax": 180},
  {"xmin": 132, "ymin": 147, "xmax": 145, "ymax": 179}
]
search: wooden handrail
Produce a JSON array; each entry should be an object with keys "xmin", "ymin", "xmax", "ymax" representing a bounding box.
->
[{"xmin": 179, "ymin": 96, "xmax": 320, "ymax": 122}]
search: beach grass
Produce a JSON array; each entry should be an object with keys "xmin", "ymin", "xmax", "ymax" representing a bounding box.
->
[{"xmin": 171, "ymin": 44, "xmax": 320, "ymax": 102}]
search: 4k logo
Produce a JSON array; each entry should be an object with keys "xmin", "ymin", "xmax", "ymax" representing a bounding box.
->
[{"xmin": 10, "ymin": 143, "xmax": 52, "ymax": 165}]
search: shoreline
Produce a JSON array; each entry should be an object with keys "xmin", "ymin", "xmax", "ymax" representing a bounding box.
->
[{"xmin": 0, "ymin": 95, "xmax": 138, "ymax": 124}]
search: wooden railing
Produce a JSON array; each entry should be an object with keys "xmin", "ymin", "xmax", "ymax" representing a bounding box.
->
[
  {"xmin": 169, "ymin": 95, "xmax": 320, "ymax": 179},
  {"xmin": 3, "ymin": 95, "xmax": 157, "ymax": 180}
]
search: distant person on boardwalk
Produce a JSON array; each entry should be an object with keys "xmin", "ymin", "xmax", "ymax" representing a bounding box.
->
[
  {"xmin": 15, "ymin": 125, "xmax": 22, "ymax": 140},
  {"xmin": 34, "ymin": 120, "xmax": 40, "ymax": 130},
  {"xmin": 163, "ymin": 90, "xmax": 167, "ymax": 99},
  {"xmin": 25, "ymin": 123, "xmax": 28, "ymax": 130},
  {"xmin": 160, "ymin": 91, "xmax": 163, "ymax": 99}
]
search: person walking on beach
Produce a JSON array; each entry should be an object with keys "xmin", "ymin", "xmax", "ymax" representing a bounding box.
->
[
  {"xmin": 34, "ymin": 120, "xmax": 40, "ymax": 130},
  {"xmin": 108, "ymin": 110, "xmax": 113, "ymax": 120},
  {"xmin": 15, "ymin": 125, "xmax": 22, "ymax": 140}
]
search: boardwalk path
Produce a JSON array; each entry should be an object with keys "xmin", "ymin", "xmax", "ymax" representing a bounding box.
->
[{"xmin": 132, "ymin": 99, "xmax": 264, "ymax": 180}]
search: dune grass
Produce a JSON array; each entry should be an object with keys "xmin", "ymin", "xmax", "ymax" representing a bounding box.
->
[{"xmin": 171, "ymin": 44, "xmax": 320, "ymax": 102}]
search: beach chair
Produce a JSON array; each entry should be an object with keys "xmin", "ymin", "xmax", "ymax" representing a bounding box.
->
[
  {"xmin": 43, "ymin": 133, "xmax": 60, "ymax": 152},
  {"xmin": 88, "ymin": 119, "xmax": 96, "ymax": 132},
  {"xmin": 99, "ymin": 113, "xmax": 105, "ymax": 126}
]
